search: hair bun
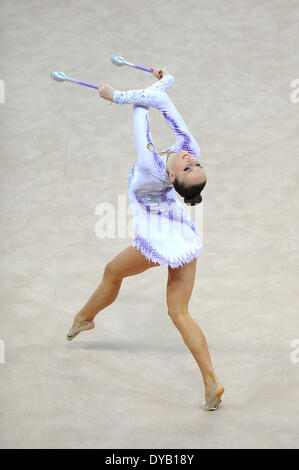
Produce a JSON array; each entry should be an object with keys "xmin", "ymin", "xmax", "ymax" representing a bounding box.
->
[{"xmin": 184, "ymin": 194, "xmax": 202, "ymax": 206}]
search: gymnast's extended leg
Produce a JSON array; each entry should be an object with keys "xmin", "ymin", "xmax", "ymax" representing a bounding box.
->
[
  {"xmin": 166, "ymin": 259, "xmax": 224, "ymax": 406},
  {"xmin": 66, "ymin": 246, "xmax": 159, "ymax": 340}
]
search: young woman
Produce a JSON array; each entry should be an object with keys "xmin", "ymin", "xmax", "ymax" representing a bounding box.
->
[{"xmin": 66, "ymin": 67, "xmax": 224, "ymax": 411}]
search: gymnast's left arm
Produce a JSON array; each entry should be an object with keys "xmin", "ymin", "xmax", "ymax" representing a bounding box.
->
[
  {"xmin": 97, "ymin": 68, "xmax": 173, "ymax": 104},
  {"xmin": 109, "ymin": 69, "xmax": 175, "ymax": 106},
  {"xmin": 97, "ymin": 75, "xmax": 200, "ymax": 160}
]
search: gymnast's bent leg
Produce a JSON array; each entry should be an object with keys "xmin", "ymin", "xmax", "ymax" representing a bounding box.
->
[
  {"xmin": 67, "ymin": 99, "xmax": 164, "ymax": 340},
  {"xmin": 66, "ymin": 246, "xmax": 160, "ymax": 340}
]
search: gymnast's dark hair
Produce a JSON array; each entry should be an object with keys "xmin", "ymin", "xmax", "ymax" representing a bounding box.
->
[
  {"xmin": 172, "ymin": 178, "xmax": 207, "ymax": 206},
  {"xmin": 160, "ymin": 150, "xmax": 206, "ymax": 205}
]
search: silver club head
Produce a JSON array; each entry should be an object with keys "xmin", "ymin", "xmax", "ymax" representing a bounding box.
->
[
  {"xmin": 111, "ymin": 56, "xmax": 127, "ymax": 67},
  {"xmin": 50, "ymin": 71, "xmax": 69, "ymax": 82}
]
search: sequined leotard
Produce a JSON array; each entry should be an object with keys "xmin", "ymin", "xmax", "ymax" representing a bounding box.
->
[{"xmin": 113, "ymin": 73, "xmax": 202, "ymax": 268}]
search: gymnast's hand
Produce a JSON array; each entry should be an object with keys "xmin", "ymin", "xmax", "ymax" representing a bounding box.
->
[
  {"xmin": 150, "ymin": 67, "xmax": 169, "ymax": 80},
  {"xmin": 98, "ymin": 84, "xmax": 115, "ymax": 102}
]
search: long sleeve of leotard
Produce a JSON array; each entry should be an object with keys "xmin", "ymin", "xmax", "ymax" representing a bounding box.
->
[{"xmin": 113, "ymin": 74, "xmax": 201, "ymax": 172}]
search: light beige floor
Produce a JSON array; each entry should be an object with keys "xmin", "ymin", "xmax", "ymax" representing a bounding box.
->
[{"xmin": 0, "ymin": 0, "xmax": 298, "ymax": 449}]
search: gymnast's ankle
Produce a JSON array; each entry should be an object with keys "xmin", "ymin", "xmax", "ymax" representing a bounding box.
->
[{"xmin": 74, "ymin": 311, "xmax": 94, "ymax": 325}]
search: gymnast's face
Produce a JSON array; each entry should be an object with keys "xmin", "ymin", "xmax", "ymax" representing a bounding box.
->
[{"xmin": 166, "ymin": 151, "xmax": 206, "ymax": 187}]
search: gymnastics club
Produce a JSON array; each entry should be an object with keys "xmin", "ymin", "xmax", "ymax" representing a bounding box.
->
[
  {"xmin": 50, "ymin": 71, "xmax": 98, "ymax": 89},
  {"xmin": 110, "ymin": 55, "xmax": 153, "ymax": 73},
  {"xmin": 50, "ymin": 57, "xmax": 155, "ymax": 91}
]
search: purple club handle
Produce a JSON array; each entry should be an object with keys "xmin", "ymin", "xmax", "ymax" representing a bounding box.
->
[
  {"xmin": 133, "ymin": 65, "xmax": 154, "ymax": 73},
  {"xmin": 70, "ymin": 78, "xmax": 98, "ymax": 89}
]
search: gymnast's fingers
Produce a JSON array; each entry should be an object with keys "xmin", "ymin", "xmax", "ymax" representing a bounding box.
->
[
  {"xmin": 97, "ymin": 84, "xmax": 103, "ymax": 96},
  {"xmin": 151, "ymin": 67, "xmax": 163, "ymax": 80},
  {"xmin": 98, "ymin": 84, "xmax": 114, "ymax": 102}
]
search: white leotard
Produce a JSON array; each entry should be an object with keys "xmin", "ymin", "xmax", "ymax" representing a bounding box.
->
[{"xmin": 112, "ymin": 73, "xmax": 202, "ymax": 268}]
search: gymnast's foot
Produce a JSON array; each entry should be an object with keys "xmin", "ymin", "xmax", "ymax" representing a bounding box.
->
[
  {"xmin": 66, "ymin": 312, "xmax": 95, "ymax": 341},
  {"xmin": 202, "ymin": 379, "xmax": 224, "ymax": 411}
]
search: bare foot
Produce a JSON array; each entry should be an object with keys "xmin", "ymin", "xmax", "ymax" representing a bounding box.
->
[
  {"xmin": 203, "ymin": 381, "xmax": 224, "ymax": 410},
  {"xmin": 66, "ymin": 312, "xmax": 95, "ymax": 341}
]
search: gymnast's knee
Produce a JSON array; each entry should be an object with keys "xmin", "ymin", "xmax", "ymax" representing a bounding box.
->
[
  {"xmin": 167, "ymin": 306, "xmax": 189, "ymax": 325},
  {"xmin": 103, "ymin": 262, "xmax": 123, "ymax": 283}
]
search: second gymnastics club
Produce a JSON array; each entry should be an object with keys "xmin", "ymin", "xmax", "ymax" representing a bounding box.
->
[
  {"xmin": 110, "ymin": 55, "xmax": 154, "ymax": 73},
  {"xmin": 50, "ymin": 71, "xmax": 98, "ymax": 89},
  {"xmin": 50, "ymin": 57, "xmax": 155, "ymax": 91}
]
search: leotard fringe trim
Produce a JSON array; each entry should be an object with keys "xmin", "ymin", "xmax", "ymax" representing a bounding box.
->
[{"xmin": 132, "ymin": 234, "xmax": 201, "ymax": 269}]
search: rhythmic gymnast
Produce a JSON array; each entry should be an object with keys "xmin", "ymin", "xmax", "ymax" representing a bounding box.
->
[{"xmin": 66, "ymin": 67, "xmax": 224, "ymax": 411}]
